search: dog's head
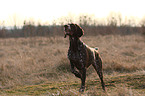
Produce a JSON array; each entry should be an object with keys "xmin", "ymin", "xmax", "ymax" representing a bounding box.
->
[{"xmin": 64, "ymin": 23, "xmax": 84, "ymax": 38}]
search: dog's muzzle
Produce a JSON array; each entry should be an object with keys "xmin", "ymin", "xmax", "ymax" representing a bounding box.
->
[
  {"xmin": 64, "ymin": 32, "xmax": 70, "ymax": 38},
  {"xmin": 64, "ymin": 25, "xmax": 71, "ymax": 38}
]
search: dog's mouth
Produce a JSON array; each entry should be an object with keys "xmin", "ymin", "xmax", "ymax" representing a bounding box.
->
[
  {"xmin": 64, "ymin": 32, "xmax": 70, "ymax": 38},
  {"xmin": 64, "ymin": 25, "xmax": 72, "ymax": 38}
]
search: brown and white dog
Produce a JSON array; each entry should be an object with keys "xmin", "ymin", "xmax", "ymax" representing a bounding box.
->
[{"xmin": 64, "ymin": 23, "xmax": 105, "ymax": 92}]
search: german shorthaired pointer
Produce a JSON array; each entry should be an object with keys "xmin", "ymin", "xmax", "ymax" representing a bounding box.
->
[{"xmin": 64, "ymin": 23, "xmax": 105, "ymax": 92}]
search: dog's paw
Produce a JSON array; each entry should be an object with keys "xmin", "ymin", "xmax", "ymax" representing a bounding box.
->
[{"xmin": 79, "ymin": 87, "xmax": 85, "ymax": 92}]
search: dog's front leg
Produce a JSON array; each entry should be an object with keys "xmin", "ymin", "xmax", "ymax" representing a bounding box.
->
[
  {"xmin": 79, "ymin": 68, "xmax": 86, "ymax": 92},
  {"xmin": 70, "ymin": 62, "xmax": 81, "ymax": 79}
]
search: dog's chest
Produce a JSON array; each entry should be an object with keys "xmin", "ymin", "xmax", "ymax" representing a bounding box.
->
[
  {"xmin": 68, "ymin": 51, "xmax": 81, "ymax": 61},
  {"xmin": 68, "ymin": 46, "xmax": 86, "ymax": 63}
]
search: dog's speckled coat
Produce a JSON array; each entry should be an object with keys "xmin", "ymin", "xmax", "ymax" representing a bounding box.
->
[{"xmin": 64, "ymin": 23, "xmax": 105, "ymax": 92}]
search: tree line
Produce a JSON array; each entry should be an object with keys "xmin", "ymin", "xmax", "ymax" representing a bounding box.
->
[{"xmin": 0, "ymin": 13, "xmax": 145, "ymax": 38}]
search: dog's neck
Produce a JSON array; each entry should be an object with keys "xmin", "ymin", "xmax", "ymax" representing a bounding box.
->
[{"xmin": 69, "ymin": 36, "xmax": 81, "ymax": 52}]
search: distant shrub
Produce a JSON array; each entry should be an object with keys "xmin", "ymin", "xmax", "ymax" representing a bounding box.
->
[
  {"xmin": 0, "ymin": 27, "xmax": 6, "ymax": 38},
  {"xmin": 141, "ymin": 26, "xmax": 145, "ymax": 35}
]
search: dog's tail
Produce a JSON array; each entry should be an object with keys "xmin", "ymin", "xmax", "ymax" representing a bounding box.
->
[{"xmin": 94, "ymin": 47, "xmax": 99, "ymax": 50}]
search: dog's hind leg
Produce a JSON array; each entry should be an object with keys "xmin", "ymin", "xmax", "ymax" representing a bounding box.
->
[{"xmin": 92, "ymin": 53, "xmax": 105, "ymax": 91}]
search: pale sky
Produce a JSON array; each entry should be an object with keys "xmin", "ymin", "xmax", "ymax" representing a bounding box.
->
[{"xmin": 0, "ymin": 0, "xmax": 145, "ymax": 26}]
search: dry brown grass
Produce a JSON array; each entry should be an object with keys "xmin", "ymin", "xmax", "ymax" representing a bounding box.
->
[{"xmin": 0, "ymin": 35, "xmax": 145, "ymax": 95}]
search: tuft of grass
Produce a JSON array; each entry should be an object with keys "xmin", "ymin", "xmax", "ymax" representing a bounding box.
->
[
  {"xmin": 103, "ymin": 60, "xmax": 144, "ymax": 73},
  {"xmin": 56, "ymin": 57, "xmax": 70, "ymax": 73}
]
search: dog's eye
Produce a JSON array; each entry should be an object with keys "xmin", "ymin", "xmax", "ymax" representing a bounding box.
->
[{"xmin": 64, "ymin": 25, "xmax": 68, "ymax": 28}]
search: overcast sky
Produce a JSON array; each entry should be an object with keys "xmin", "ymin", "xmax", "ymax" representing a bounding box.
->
[{"xmin": 0, "ymin": 0, "xmax": 145, "ymax": 26}]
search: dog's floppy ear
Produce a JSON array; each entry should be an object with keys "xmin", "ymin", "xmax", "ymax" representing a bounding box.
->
[
  {"xmin": 75, "ymin": 24, "xmax": 84, "ymax": 37},
  {"xmin": 69, "ymin": 23, "xmax": 84, "ymax": 37}
]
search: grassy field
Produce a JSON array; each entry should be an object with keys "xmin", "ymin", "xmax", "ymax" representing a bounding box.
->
[{"xmin": 0, "ymin": 35, "xmax": 145, "ymax": 95}]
